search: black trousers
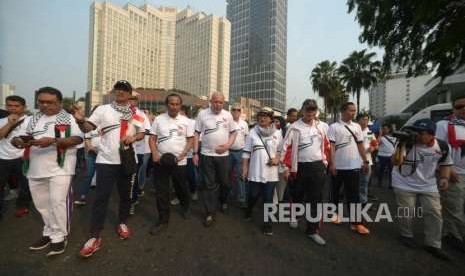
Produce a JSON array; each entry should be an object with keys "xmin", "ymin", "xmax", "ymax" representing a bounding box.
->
[
  {"xmin": 90, "ymin": 164, "xmax": 134, "ymax": 237},
  {"xmin": 295, "ymin": 161, "xmax": 326, "ymax": 234},
  {"xmin": 199, "ymin": 155, "xmax": 230, "ymax": 216},
  {"xmin": 0, "ymin": 158, "xmax": 31, "ymax": 213},
  {"xmin": 153, "ymin": 163, "xmax": 190, "ymax": 225},
  {"xmin": 330, "ymin": 169, "xmax": 362, "ymax": 224}
]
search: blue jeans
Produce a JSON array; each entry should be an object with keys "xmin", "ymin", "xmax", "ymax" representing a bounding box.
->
[
  {"xmin": 186, "ymin": 158, "xmax": 198, "ymax": 193},
  {"xmin": 248, "ymin": 181, "xmax": 277, "ymax": 227},
  {"xmin": 359, "ymin": 165, "xmax": 372, "ymax": 204},
  {"xmin": 378, "ymin": 156, "xmax": 393, "ymax": 187},
  {"xmin": 78, "ymin": 151, "xmax": 97, "ymax": 198},
  {"xmin": 132, "ymin": 153, "xmax": 150, "ymax": 203},
  {"xmin": 229, "ymin": 150, "xmax": 247, "ymax": 203}
]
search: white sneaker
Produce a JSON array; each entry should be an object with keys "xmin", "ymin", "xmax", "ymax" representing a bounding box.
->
[
  {"xmin": 4, "ymin": 189, "xmax": 18, "ymax": 201},
  {"xmin": 289, "ymin": 219, "xmax": 298, "ymax": 229},
  {"xmin": 129, "ymin": 204, "xmax": 135, "ymax": 215},
  {"xmin": 170, "ymin": 198, "xmax": 180, "ymax": 205},
  {"xmin": 308, "ymin": 234, "xmax": 326, "ymax": 246},
  {"xmin": 191, "ymin": 192, "xmax": 198, "ymax": 201}
]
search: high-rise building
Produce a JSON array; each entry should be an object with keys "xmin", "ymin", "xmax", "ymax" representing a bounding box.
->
[
  {"xmin": 175, "ymin": 8, "xmax": 231, "ymax": 100},
  {"xmin": 88, "ymin": 2, "xmax": 177, "ymax": 108},
  {"xmin": 227, "ymin": 0, "xmax": 288, "ymax": 112},
  {"xmin": 369, "ymin": 69, "xmax": 431, "ymax": 117},
  {"xmin": 0, "ymin": 83, "xmax": 15, "ymax": 109}
]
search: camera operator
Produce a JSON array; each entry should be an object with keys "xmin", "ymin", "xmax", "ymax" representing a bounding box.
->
[{"xmin": 392, "ymin": 118, "xmax": 452, "ymax": 260}]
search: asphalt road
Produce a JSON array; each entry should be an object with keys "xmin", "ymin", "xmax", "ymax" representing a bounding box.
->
[{"xmin": 1, "ymin": 172, "xmax": 464, "ymax": 276}]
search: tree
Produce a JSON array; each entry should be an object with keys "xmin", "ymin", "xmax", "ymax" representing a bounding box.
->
[
  {"xmin": 310, "ymin": 60, "xmax": 338, "ymax": 115},
  {"xmin": 326, "ymin": 78, "xmax": 348, "ymax": 122},
  {"xmin": 347, "ymin": 0, "xmax": 465, "ymax": 78},
  {"xmin": 338, "ymin": 49, "xmax": 381, "ymax": 114}
]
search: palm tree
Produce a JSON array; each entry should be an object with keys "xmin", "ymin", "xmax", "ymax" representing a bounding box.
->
[
  {"xmin": 338, "ymin": 49, "xmax": 381, "ymax": 114},
  {"xmin": 310, "ymin": 60, "xmax": 338, "ymax": 115},
  {"xmin": 326, "ymin": 77, "xmax": 348, "ymax": 122}
]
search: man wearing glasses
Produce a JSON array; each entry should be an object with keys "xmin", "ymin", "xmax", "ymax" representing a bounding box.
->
[
  {"xmin": 229, "ymin": 104, "xmax": 249, "ymax": 209},
  {"xmin": 436, "ymin": 96, "xmax": 465, "ymax": 252}
]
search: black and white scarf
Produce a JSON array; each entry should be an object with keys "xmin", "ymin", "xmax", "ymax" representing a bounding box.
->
[
  {"xmin": 26, "ymin": 109, "xmax": 72, "ymax": 135},
  {"xmin": 111, "ymin": 102, "xmax": 133, "ymax": 121}
]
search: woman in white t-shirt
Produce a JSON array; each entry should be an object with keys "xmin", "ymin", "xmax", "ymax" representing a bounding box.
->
[
  {"xmin": 377, "ymin": 123, "xmax": 396, "ymax": 188},
  {"xmin": 242, "ymin": 107, "xmax": 282, "ymax": 236}
]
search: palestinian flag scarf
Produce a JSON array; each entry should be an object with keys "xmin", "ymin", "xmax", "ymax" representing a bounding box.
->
[{"xmin": 23, "ymin": 109, "xmax": 72, "ymax": 173}]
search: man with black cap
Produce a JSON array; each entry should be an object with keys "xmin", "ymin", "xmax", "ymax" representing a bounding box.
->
[
  {"xmin": 392, "ymin": 118, "xmax": 452, "ymax": 260},
  {"xmin": 72, "ymin": 80, "xmax": 145, "ymax": 257},
  {"xmin": 148, "ymin": 93, "xmax": 193, "ymax": 234},
  {"xmin": 281, "ymin": 99, "xmax": 328, "ymax": 245}
]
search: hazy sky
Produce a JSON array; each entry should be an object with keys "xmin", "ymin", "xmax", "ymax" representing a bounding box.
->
[{"xmin": 0, "ymin": 0, "xmax": 382, "ymax": 111}]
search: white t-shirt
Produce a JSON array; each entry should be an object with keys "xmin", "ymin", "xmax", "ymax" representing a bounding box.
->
[
  {"xmin": 392, "ymin": 139, "xmax": 453, "ymax": 192},
  {"xmin": 230, "ymin": 119, "xmax": 249, "ymax": 150},
  {"xmin": 436, "ymin": 119, "xmax": 465, "ymax": 175},
  {"xmin": 242, "ymin": 127, "xmax": 282, "ymax": 183},
  {"xmin": 195, "ymin": 108, "xmax": 236, "ymax": 157},
  {"xmin": 0, "ymin": 115, "xmax": 30, "ymax": 160},
  {"xmin": 328, "ymin": 120, "xmax": 363, "ymax": 170},
  {"xmin": 134, "ymin": 111, "xmax": 151, "ymax": 155},
  {"xmin": 27, "ymin": 114, "xmax": 83, "ymax": 178},
  {"xmin": 361, "ymin": 127, "xmax": 375, "ymax": 165},
  {"xmin": 284, "ymin": 119, "xmax": 326, "ymax": 163},
  {"xmin": 187, "ymin": 118, "xmax": 196, "ymax": 159},
  {"xmin": 378, "ymin": 135, "xmax": 397, "ymax": 157},
  {"xmin": 84, "ymin": 130, "xmax": 101, "ymax": 150},
  {"xmin": 88, "ymin": 104, "xmax": 143, "ymax": 165},
  {"xmin": 150, "ymin": 113, "xmax": 194, "ymax": 166}
]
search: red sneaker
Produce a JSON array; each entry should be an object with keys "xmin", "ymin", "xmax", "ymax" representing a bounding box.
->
[
  {"xmin": 116, "ymin": 223, "xmax": 131, "ymax": 240},
  {"xmin": 15, "ymin": 207, "xmax": 29, "ymax": 218},
  {"xmin": 79, "ymin": 238, "xmax": 102, "ymax": 257}
]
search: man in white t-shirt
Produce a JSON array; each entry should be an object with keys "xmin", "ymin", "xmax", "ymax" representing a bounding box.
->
[
  {"xmin": 377, "ymin": 123, "xmax": 396, "ymax": 188},
  {"xmin": 392, "ymin": 118, "xmax": 452, "ymax": 260},
  {"xmin": 436, "ymin": 96, "xmax": 465, "ymax": 252},
  {"xmin": 12, "ymin": 88, "xmax": 83, "ymax": 256},
  {"xmin": 148, "ymin": 94, "xmax": 193, "ymax": 234},
  {"xmin": 72, "ymin": 80, "xmax": 145, "ymax": 258},
  {"xmin": 356, "ymin": 113, "xmax": 377, "ymax": 206},
  {"xmin": 193, "ymin": 92, "xmax": 237, "ymax": 227},
  {"xmin": 229, "ymin": 103, "xmax": 249, "ymax": 208},
  {"xmin": 328, "ymin": 102, "xmax": 370, "ymax": 235},
  {"xmin": 0, "ymin": 95, "xmax": 31, "ymax": 220}
]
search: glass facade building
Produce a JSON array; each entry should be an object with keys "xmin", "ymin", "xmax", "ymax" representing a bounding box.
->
[{"xmin": 227, "ymin": 0, "xmax": 287, "ymax": 112}]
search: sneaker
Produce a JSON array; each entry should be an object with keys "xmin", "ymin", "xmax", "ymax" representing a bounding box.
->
[
  {"xmin": 331, "ymin": 214, "xmax": 342, "ymax": 225},
  {"xmin": 138, "ymin": 190, "xmax": 145, "ymax": 197},
  {"xmin": 203, "ymin": 215, "xmax": 215, "ymax": 227},
  {"xmin": 425, "ymin": 246, "xmax": 451, "ymax": 261},
  {"xmin": 149, "ymin": 224, "xmax": 167, "ymax": 236},
  {"xmin": 4, "ymin": 189, "xmax": 18, "ymax": 201},
  {"xmin": 221, "ymin": 203, "xmax": 229, "ymax": 214},
  {"xmin": 289, "ymin": 219, "xmax": 299, "ymax": 229},
  {"xmin": 263, "ymin": 225, "xmax": 273, "ymax": 236},
  {"xmin": 170, "ymin": 198, "xmax": 180, "ymax": 205},
  {"xmin": 133, "ymin": 199, "xmax": 140, "ymax": 206},
  {"xmin": 191, "ymin": 192, "xmax": 198, "ymax": 201},
  {"xmin": 46, "ymin": 240, "xmax": 67, "ymax": 256},
  {"xmin": 442, "ymin": 235, "xmax": 465, "ymax": 253},
  {"xmin": 308, "ymin": 234, "xmax": 326, "ymax": 246},
  {"xmin": 400, "ymin": 236, "xmax": 417, "ymax": 248},
  {"xmin": 116, "ymin": 223, "xmax": 131, "ymax": 240},
  {"xmin": 129, "ymin": 204, "xmax": 135, "ymax": 215},
  {"xmin": 74, "ymin": 199, "xmax": 86, "ymax": 206},
  {"xmin": 350, "ymin": 224, "xmax": 370, "ymax": 235},
  {"xmin": 79, "ymin": 238, "xmax": 102, "ymax": 258},
  {"xmin": 15, "ymin": 207, "xmax": 29, "ymax": 218},
  {"xmin": 29, "ymin": 236, "xmax": 51, "ymax": 251}
]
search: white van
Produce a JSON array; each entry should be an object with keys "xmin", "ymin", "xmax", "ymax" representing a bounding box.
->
[{"xmin": 404, "ymin": 103, "xmax": 453, "ymax": 126}]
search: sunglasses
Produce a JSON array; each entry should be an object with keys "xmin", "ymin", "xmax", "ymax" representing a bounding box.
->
[
  {"xmin": 454, "ymin": 104, "xmax": 465, "ymax": 110},
  {"xmin": 232, "ymin": 108, "xmax": 241, "ymax": 111}
]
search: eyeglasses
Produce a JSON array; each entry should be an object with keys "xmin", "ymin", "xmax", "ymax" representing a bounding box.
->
[
  {"xmin": 454, "ymin": 104, "xmax": 465, "ymax": 110},
  {"xmin": 232, "ymin": 108, "xmax": 241, "ymax": 111}
]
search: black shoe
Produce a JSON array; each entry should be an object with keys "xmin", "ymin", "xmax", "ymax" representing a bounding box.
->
[
  {"xmin": 263, "ymin": 225, "xmax": 273, "ymax": 236},
  {"xmin": 149, "ymin": 224, "xmax": 167, "ymax": 236},
  {"xmin": 400, "ymin": 236, "xmax": 416, "ymax": 248},
  {"xmin": 203, "ymin": 215, "xmax": 215, "ymax": 227},
  {"xmin": 442, "ymin": 235, "xmax": 465, "ymax": 253},
  {"xmin": 220, "ymin": 203, "xmax": 229, "ymax": 214},
  {"xmin": 29, "ymin": 236, "xmax": 51, "ymax": 251},
  {"xmin": 425, "ymin": 246, "xmax": 451, "ymax": 261},
  {"xmin": 46, "ymin": 240, "xmax": 67, "ymax": 256}
]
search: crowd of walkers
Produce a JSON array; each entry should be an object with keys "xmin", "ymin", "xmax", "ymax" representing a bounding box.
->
[{"xmin": 1, "ymin": 80, "xmax": 464, "ymax": 262}]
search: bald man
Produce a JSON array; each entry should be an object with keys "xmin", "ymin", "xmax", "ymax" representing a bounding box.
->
[{"xmin": 193, "ymin": 92, "xmax": 237, "ymax": 227}]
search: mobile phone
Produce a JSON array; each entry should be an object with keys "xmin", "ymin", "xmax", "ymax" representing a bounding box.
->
[{"xmin": 19, "ymin": 135, "xmax": 34, "ymax": 143}]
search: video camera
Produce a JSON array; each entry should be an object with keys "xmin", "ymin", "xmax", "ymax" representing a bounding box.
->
[{"xmin": 392, "ymin": 127, "xmax": 418, "ymax": 144}]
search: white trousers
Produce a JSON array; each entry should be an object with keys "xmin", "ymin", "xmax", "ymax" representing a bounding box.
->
[{"xmin": 29, "ymin": 175, "xmax": 73, "ymax": 243}]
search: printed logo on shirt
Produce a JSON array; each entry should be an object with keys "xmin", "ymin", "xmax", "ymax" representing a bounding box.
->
[
  {"xmin": 158, "ymin": 128, "xmax": 179, "ymax": 143},
  {"xmin": 31, "ymin": 121, "xmax": 55, "ymax": 136},
  {"xmin": 205, "ymin": 120, "xmax": 224, "ymax": 135}
]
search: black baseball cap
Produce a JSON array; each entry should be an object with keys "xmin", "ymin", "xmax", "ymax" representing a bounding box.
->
[
  {"xmin": 113, "ymin": 80, "xmax": 132, "ymax": 93},
  {"xmin": 302, "ymin": 99, "xmax": 318, "ymax": 111}
]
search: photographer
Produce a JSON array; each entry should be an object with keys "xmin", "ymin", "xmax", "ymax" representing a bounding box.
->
[
  {"xmin": 392, "ymin": 118, "xmax": 452, "ymax": 260},
  {"xmin": 242, "ymin": 107, "xmax": 282, "ymax": 236}
]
